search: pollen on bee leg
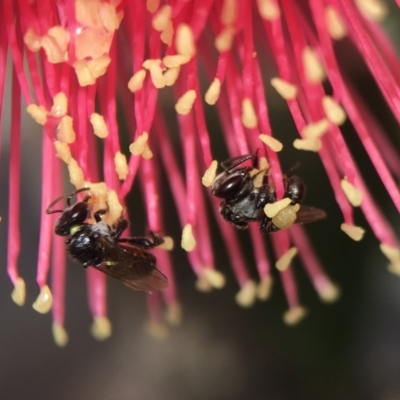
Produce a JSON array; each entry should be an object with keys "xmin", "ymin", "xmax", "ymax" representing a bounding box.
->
[
  {"xmin": 68, "ymin": 158, "xmax": 85, "ymax": 189},
  {"xmin": 340, "ymin": 223, "xmax": 365, "ymax": 241},
  {"xmin": 181, "ymin": 224, "xmax": 197, "ymax": 252},
  {"xmin": 293, "ymin": 137, "xmax": 322, "ymax": 152},
  {"xmin": 114, "ymin": 151, "xmax": 128, "ymax": 180},
  {"xmin": 54, "ymin": 141, "xmax": 72, "ymax": 164},
  {"xmin": 264, "ymin": 197, "xmax": 292, "ymax": 218},
  {"xmin": 270, "ymin": 77, "xmax": 297, "ymax": 100},
  {"xmin": 355, "ymin": 0, "xmax": 388, "ymax": 22},
  {"xmin": 106, "ymin": 190, "xmax": 123, "ymax": 225},
  {"xmin": 302, "ymin": 46, "xmax": 326, "ymax": 83},
  {"xmin": 215, "ymin": 28, "xmax": 235, "ymax": 52},
  {"xmin": 129, "ymin": 132, "xmax": 149, "ymax": 155},
  {"xmin": 241, "ymin": 98, "xmax": 258, "ymax": 128},
  {"xmin": 52, "ymin": 323, "xmax": 69, "ymax": 347},
  {"xmin": 325, "ymin": 6, "xmax": 347, "ymax": 40},
  {"xmin": 205, "ymin": 78, "xmax": 221, "ymax": 105},
  {"xmin": 57, "ymin": 115, "xmax": 76, "ymax": 143},
  {"xmin": 322, "ymin": 96, "xmax": 347, "ymax": 125},
  {"xmin": 259, "ymin": 134, "xmax": 283, "ymax": 152},
  {"xmin": 26, "ymin": 104, "xmax": 47, "ymax": 125},
  {"xmin": 165, "ymin": 302, "xmax": 182, "ymax": 326},
  {"xmin": 380, "ymin": 244, "xmax": 400, "ymax": 275},
  {"xmin": 144, "ymin": 321, "xmax": 168, "ymax": 339},
  {"xmin": 202, "ymin": 268, "xmax": 226, "ymax": 289},
  {"xmin": 275, "ymin": 247, "xmax": 298, "ymax": 272},
  {"xmin": 257, "ymin": 0, "xmax": 280, "ymax": 20},
  {"xmin": 157, "ymin": 236, "xmax": 174, "ymax": 251},
  {"xmin": 272, "ymin": 204, "xmax": 300, "ymax": 230},
  {"xmin": 283, "ymin": 306, "xmax": 308, "ymax": 326},
  {"xmin": 176, "ymin": 24, "xmax": 196, "ymax": 57},
  {"xmin": 302, "ymin": 119, "xmax": 329, "ymax": 139},
  {"xmin": 202, "ymin": 160, "xmax": 218, "ymax": 187},
  {"xmin": 316, "ymin": 279, "xmax": 341, "ymax": 303},
  {"xmin": 257, "ymin": 275, "xmax": 273, "ymax": 301},
  {"xmin": 175, "ymin": 90, "xmax": 196, "ymax": 115},
  {"xmin": 11, "ymin": 277, "xmax": 26, "ymax": 306},
  {"xmin": 50, "ymin": 92, "xmax": 68, "ymax": 118},
  {"xmin": 152, "ymin": 5, "xmax": 172, "ymax": 31},
  {"xmin": 142, "ymin": 143, "xmax": 153, "ymax": 159},
  {"xmin": 128, "ymin": 69, "xmax": 147, "ymax": 92},
  {"xmin": 32, "ymin": 285, "xmax": 53, "ymax": 314},
  {"xmin": 164, "ymin": 67, "xmax": 180, "ymax": 87},
  {"xmin": 90, "ymin": 113, "xmax": 109, "ymax": 138},
  {"xmin": 91, "ymin": 316, "xmax": 112, "ymax": 341},
  {"xmin": 341, "ymin": 178, "xmax": 363, "ymax": 207},
  {"xmin": 235, "ymin": 280, "xmax": 257, "ymax": 308}
]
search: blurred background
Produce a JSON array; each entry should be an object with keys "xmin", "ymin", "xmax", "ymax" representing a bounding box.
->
[{"xmin": 1, "ymin": 6, "xmax": 400, "ymax": 400}]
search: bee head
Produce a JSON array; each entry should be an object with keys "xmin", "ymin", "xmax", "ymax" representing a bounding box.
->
[{"xmin": 55, "ymin": 201, "xmax": 89, "ymax": 236}]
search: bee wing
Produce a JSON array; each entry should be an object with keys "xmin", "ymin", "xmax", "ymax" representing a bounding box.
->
[
  {"xmin": 94, "ymin": 238, "xmax": 168, "ymax": 292},
  {"xmin": 296, "ymin": 205, "xmax": 327, "ymax": 225}
]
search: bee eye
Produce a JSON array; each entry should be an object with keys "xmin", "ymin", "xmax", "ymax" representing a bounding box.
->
[
  {"xmin": 69, "ymin": 202, "xmax": 89, "ymax": 222},
  {"xmin": 212, "ymin": 174, "xmax": 244, "ymax": 198}
]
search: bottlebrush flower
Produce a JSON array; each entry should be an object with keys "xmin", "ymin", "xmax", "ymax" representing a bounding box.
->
[{"xmin": 1, "ymin": 0, "xmax": 399, "ymax": 346}]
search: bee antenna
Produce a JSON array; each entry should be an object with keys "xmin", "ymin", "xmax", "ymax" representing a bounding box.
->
[{"xmin": 46, "ymin": 195, "xmax": 66, "ymax": 214}]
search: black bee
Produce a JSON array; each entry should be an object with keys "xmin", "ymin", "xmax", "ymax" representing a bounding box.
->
[
  {"xmin": 46, "ymin": 188, "xmax": 168, "ymax": 291},
  {"xmin": 211, "ymin": 153, "xmax": 326, "ymax": 233}
]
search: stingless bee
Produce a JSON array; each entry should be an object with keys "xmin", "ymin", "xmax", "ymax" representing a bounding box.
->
[{"xmin": 47, "ymin": 188, "xmax": 168, "ymax": 291}]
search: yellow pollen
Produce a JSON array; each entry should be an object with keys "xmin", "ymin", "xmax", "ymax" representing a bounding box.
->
[
  {"xmin": 202, "ymin": 268, "xmax": 226, "ymax": 289},
  {"xmin": 341, "ymin": 178, "xmax": 363, "ymax": 207},
  {"xmin": 176, "ymin": 24, "xmax": 196, "ymax": 57},
  {"xmin": 175, "ymin": 89, "xmax": 197, "ymax": 115},
  {"xmin": 275, "ymin": 247, "xmax": 298, "ymax": 272},
  {"xmin": 152, "ymin": 5, "xmax": 172, "ymax": 31},
  {"xmin": 114, "ymin": 151, "xmax": 128, "ymax": 180},
  {"xmin": 317, "ymin": 281, "xmax": 341, "ymax": 303},
  {"xmin": 23, "ymin": 28, "xmax": 41, "ymax": 52},
  {"xmin": 99, "ymin": 3, "xmax": 120, "ymax": 31},
  {"xmin": 165, "ymin": 302, "xmax": 182, "ymax": 326},
  {"xmin": 73, "ymin": 60, "xmax": 95, "ymax": 86},
  {"xmin": 283, "ymin": 306, "xmax": 308, "ymax": 326},
  {"xmin": 252, "ymin": 168, "xmax": 267, "ymax": 189},
  {"xmin": 195, "ymin": 275, "xmax": 213, "ymax": 292},
  {"xmin": 75, "ymin": 0, "xmax": 102, "ymax": 27},
  {"xmin": 293, "ymin": 137, "xmax": 322, "ymax": 152},
  {"xmin": 68, "ymin": 158, "xmax": 85, "ymax": 189},
  {"xmin": 142, "ymin": 143, "xmax": 153, "ymax": 159},
  {"xmin": 54, "ymin": 141, "xmax": 72, "ymax": 164},
  {"xmin": 91, "ymin": 316, "xmax": 112, "ymax": 341},
  {"xmin": 149, "ymin": 63, "xmax": 165, "ymax": 89},
  {"xmin": 322, "ymin": 96, "xmax": 347, "ymax": 125},
  {"xmin": 32, "ymin": 285, "xmax": 53, "ymax": 314},
  {"xmin": 146, "ymin": 0, "xmax": 160, "ymax": 13},
  {"xmin": 215, "ymin": 28, "xmax": 235, "ymax": 52},
  {"xmin": 258, "ymin": 156, "xmax": 269, "ymax": 171},
  {"xmin": 380, "ymin": 243, "xmax": 400, "ymax": 264},
  {"xmin": 272, "ymin": 204, "xmax": 300, "ymax": 230},
  {"xmin": 264, "ymin": 197, "xmax": 292, "ymax": 218},
  {"xmin": 88, "ymin": 55, "xmax": 112, "ymax": 79},
  {"xmin": 11, "ymin": 277, "xmax": 26, "ymax": 306},
  {"xmin": 241, "ymin": 98, "xmax": 258, "ymax": 128},
  {"xmin": 129, "ymin": 132, "xmax": 149, "ymax": 155},
  {"xmin": 181, "ymin": 223, "xmax": 196, "ymax": 252},
  {"xmin": 257, "ymin": 275, "xmax": 273, "ymax": 301},
  {"xmin": 50, "ymin": 92, "xmax": 68, "ymax": 118},
  {"xmin": 163, "ymin": 54, "xmax": 191, "ymax": 68},
  {"xmin": 106, "ymin": 190, "xmax": 123, "ymax": 226},
  {"xmin": 259, "ymin": 134, "xmax": 283, "ymax": 152},
  {"xmin": 128, "ymin": 69, "xmax": 147, "ymax": 92},
  {"xmin": 302, "ymin": 119, "xmax": 329, "ymax": 139},
  {"xmin": 57, "ymin": 115, "xmax": 76, "ymax": 143},
  {"xmin": 157, "ymin": 236, "xmax": 174, "ymax": 251},
  {"xmin": 202, "ymin": 160, "xmax": 218, "ymax": 187},
  {"xmin": 142, "ymin": 58, "xmax": 161, "ymax": 69},
  {"xmin": 325, "ymin": 6, "xmax": 347, "ymax": 40},
  {"xmin": 160, "ymin": 20, "xmax": 174, "ymax": 46},
  {"xmin": 235, "ymin": 280, "xmax": 257, "ymax": 308},
  {"xmin": 256, "ymin": 0, "xmax": 280, "ymax": 21},
  {"xmin": 52, "ymin": 323, "xmax": 69, "ymax": 347},
  {"xmin": 221, "ymin": 0, "xmax": 237, "ymax": 26},
  {"xmin": 355, "ymin": 0, "xmax": 387, "ymax": 22},
  {"xmin": 340, "ymin": 223, "xmax": 365, "ymax": 241},
  {"xmin": 205, "ymin": 78, "xmax": 222, "ymax": 105},
  {"xmin": 144, "ymin": 321, "xmax": 168, "ymax": 339},
  {"xmin": 302, "ymin": 46, "xmax": 326, "ymax": 83},
  {"xmin": 41, "ymin": 26, "xmax": 69, "ymax": 63},
  {"xmin": 164, "ymin": 66, "xmax": 180, "ymax": 87},
  {"xmin": 270, "ymin": 77, "xmax": 298, "ymax": 100},
  {"xmin": 26, "ymin": 104, "xmax": 47, "ymax": 125},
  {"xmin": 90, "ymin": 113, "xmax": 109, "ymax": 138}
]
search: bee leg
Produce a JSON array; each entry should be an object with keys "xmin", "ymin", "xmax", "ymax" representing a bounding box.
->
[
  {"xmin": 260, "ymin": 216, "xmax": 279, "ymax": 233},
  {"xmin": 112, "ymin": 218, "xmax": 129, "ymax": 239},
  {"xmin": 93, "ymin": 208, "xmax": 108, "ymax": 223},
  {"xmin": 66, "ymin": 187, "xmax": 91, "ymax": 206},
  {"xmin": 118, "ymin": 232, "xmax": 164, "ymax": 249}
]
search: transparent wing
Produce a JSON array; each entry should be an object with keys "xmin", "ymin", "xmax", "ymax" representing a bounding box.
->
[
  {"xmin": 93, "ymin": 238, "xmax": 168, "ymax": 292},
  {"xmin": 296, "ymin": 205, "xmax": 327, "ymax": 225}
]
